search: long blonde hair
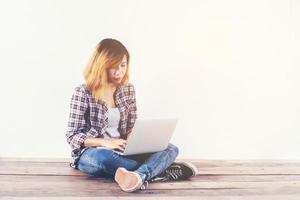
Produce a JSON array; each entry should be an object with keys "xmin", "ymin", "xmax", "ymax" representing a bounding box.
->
[{"xmin": 83, "ymin": 38, "xmax": 130, "ymax": 101}]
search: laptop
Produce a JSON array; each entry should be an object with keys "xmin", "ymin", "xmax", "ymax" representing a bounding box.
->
[{"xmin": 97, "ymin": 118, "xmax": 178, "ymax": 155}]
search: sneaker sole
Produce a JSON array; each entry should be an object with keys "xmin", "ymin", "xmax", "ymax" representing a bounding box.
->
[
  {"xmin": 176, "ymin": 161, "xmax": 198, "ymax": 177},
  {"xmin": 114, "ymin": 168, "xmax": 143, "ymax": 192}
]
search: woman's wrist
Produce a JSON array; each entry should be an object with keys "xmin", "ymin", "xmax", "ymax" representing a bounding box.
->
[{"xmin": 84, "ymin": 137, "xmax": 107, "ymax": 148}]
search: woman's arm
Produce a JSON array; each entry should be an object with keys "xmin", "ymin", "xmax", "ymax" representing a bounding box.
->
[
  {"xmin": 66, "ymin": 86, "xmax": 128, "ymax": 152},
  {"xmin": 126, "ymin": 84, "xmax": 137, "ymax": 135},
  {"xmin": 83, "ymin": 137, "xmax": 106, "ymax": 147},
  {"xmin": 66, "ymin": 86, "xmax": 98, "ymax": 151}
]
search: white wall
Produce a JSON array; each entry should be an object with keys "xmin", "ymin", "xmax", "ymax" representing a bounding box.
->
[{"xmin": 0, "ymin": 0, "xmax": 299, "ymax": 160}]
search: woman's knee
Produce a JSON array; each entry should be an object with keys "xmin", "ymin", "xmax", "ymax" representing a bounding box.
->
[
  {"xmin": 77, "ymin": 156, "xmax": 101, "ymax": 175},
  {"xmin": 167, "ymin": 143, "xmax": 179, "ymax": 156},
  {"xmin": 92, "ymin": 148, "xmax": 116, "ymax": 165},
  {"xmin": 79, "ymin": 148, "xmax": 113, "ymax": 168}
]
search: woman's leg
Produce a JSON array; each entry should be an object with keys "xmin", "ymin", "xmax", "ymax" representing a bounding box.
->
[
  {"xmin": 77, "ymin": 147, "xmax": 141, "ymax": 178},
  {"xmin": 133, "ymin": 143, "xmax": 179, "ymax": 182},
  {"xmin": 114, "ymin": 144, "xmax": 178, "ymax": 192}
]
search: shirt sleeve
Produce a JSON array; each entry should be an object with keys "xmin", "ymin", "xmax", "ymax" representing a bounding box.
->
[
  {"xmin": 126, "ymin": 84, "xmax": 138, "ymax": 135},
  {"xmin": 66, "ymin": 86, "xmax": 98, "ymax": 151}
]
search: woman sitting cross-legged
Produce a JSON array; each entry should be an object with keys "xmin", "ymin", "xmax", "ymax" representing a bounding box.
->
[{"xmin": 66, "ymin": 38, "xmax": 198, "ymax": 192}]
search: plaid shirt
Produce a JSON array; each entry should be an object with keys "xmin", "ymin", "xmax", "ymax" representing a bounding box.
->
[{"xmin": 66, "ymin": 83, "xmax": 137, "ymax": 168}]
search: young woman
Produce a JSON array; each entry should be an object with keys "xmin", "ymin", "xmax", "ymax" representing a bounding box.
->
[{"xmin": 66, "ymin": 38, "xmax": 198, "ymax": 192}]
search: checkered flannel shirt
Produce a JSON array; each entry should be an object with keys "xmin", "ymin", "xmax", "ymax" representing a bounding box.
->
[{"xmin": 66, "ymin": 83, "xmax": 137, "ymax": 168}]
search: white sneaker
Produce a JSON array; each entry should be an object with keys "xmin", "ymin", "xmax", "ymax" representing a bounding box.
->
[{"xmin": 114, "ymin": 167, "xmax": 143, "ymax": 192}]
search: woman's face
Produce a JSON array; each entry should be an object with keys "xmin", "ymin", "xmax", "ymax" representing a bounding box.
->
[{"xmin": 107, "ymin": 55, "xmax": 127, "ymax": 85}]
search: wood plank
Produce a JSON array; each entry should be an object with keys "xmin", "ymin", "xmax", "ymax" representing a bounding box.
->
[
  {"xmin": 191, "ymin": 160, "xmax": 300, "ymax": 168},
  {"xmin": 4, "ymin": 174, "xmax": 300, "ymax": 182},
  {"xmin": 1, "ymin": 159, "xmax": 300, "ymax": 199},
  {"xmin": 0, "ymin": 157, "xmax": 70, "ymax": 162},
  {"xmin": 0, "ymin": 160, "xmax": 84, "ymax": 176},
  {"xmin": 1, "ymin": 186, "xmax": 300, "ymax": 197},
  {"xmin": 1, "ymin": 174, "xmax": 300, "ymax": 190},
  {"xmin": 193, "ymin": 174, "xmax": 300, "ymax": 182},
  {"xmin": 198, "ymin": 167, "xmax": 300, "ymax": 174},
  {"xmin": 1, "ymin": 160, "xmax": 300, "ymax": 175},
  {"xmin": 2, "ymin": 196, "xmax": 300, "ymax": 200},
  {"xmin": 2, "ymin": 158, "xmax": 300, "ymax": 166}
]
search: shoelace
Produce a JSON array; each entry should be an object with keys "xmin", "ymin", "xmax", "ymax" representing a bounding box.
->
[
  {"xmin": 164, "ymin": 167, "xmax": 183, "ymax": 180},
  {"xmin": 139, "ymin": 167, "xmax": 185, "ymax": 190},
  {"xmin": 140, "ymin": 180, "xmax": 149, "ymax": 190},
  {"xmin": 146, "ymin": 167, "xmax": 184, "ymax": 183}
]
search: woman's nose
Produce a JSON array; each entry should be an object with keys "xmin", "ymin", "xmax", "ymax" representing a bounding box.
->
[
  {"xmin": 115, "ymin": 69, "xmax": 121, "ymax": 75},
  {"xmin": 115, "ymin": 67, "xmax": 124, "ymax": 74}
]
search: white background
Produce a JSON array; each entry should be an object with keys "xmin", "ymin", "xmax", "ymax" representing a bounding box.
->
[{"xmin": 0, "ymin": 0, "xmax": 299, "ymax": 160}]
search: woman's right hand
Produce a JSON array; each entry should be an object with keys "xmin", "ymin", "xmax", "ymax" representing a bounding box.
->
[
  {"xmin": 84, "ymin": 137, "xmax": 127, "ymax": 151},
  {"xmin": 100, "ymin": 138, "xmax": 127, "ymax": 151}
]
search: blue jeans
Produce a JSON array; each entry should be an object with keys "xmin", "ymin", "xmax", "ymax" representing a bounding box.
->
[{"xmin": 77, "ymin": 143, "xmax": 179, "ymax": 182}]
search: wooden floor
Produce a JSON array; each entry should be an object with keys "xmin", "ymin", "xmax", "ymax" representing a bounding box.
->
[{"xmin": 1, "ymin": 158, "xmax": 300, "ymax": 200}]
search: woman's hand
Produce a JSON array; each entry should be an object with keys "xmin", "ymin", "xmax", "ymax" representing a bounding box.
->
[
  {"xmin": 84, "ymin": 137, "xmax": 127, "ymax": 151},
  {"xmin": 101, "ymin": 138, "xmax": 127, "ymax": 151}
]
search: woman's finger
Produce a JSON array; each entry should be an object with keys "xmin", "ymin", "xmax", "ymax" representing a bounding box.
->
[
  {"xmin": 119, "ymin": 140, "xmax": 127, "ymax": 145},
  {"xmin": 119, "ymin": 144, "xmax": 126, "ymax": 151}
]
